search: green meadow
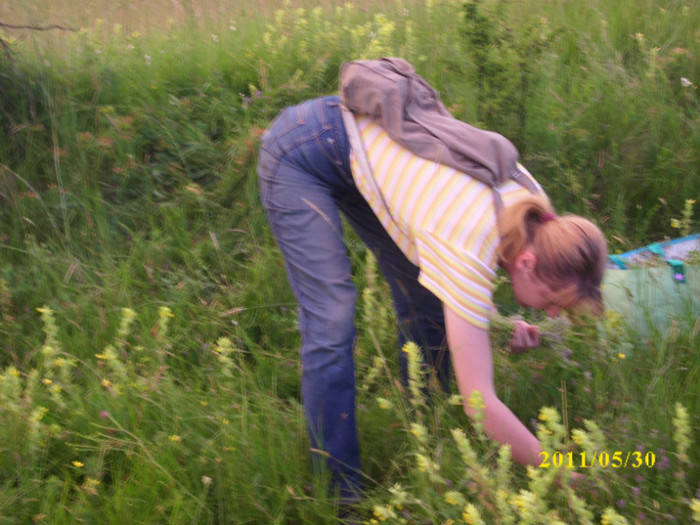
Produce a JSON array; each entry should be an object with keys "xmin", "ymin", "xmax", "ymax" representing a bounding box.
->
[{"xmin": 0, "ymin": 0, "xmax": 698, "ymax": 523}]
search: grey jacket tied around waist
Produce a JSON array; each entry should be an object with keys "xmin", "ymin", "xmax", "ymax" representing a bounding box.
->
[{"xmin": 339, "ymin": 57, "xmax": 540, "ymax": 215}]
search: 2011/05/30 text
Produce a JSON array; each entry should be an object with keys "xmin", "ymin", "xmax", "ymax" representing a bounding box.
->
[{"xmin": 538, "ymin": 451, "xmax": 656, "ymax": 469}]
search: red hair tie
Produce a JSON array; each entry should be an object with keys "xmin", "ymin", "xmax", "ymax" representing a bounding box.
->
[{"xmin": 540, "ymin": 213, "xmax": 557, "ymax": 223}]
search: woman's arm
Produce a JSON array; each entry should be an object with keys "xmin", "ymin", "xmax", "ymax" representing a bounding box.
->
[{"xmin": 444, "ymin": 305, "xmax": 542, "ymax": 466}]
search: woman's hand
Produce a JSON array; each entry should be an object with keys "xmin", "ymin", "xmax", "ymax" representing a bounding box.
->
[{"xmin": 509, "ymin": 321, "xmax": 541, "ymax": 353}]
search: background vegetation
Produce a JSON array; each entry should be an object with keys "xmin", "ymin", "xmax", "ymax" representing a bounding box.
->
[{"xmin": 0, "ymin": 0, "xmax": 698, "ymax": 523}]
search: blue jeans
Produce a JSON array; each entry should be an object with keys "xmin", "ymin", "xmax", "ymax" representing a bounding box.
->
[{"xmin": 257, "ymin": 96, "xmax": 449, "ymax": 500}]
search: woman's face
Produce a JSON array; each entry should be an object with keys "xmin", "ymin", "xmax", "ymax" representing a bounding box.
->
[
  {"xmin": 506, "ymin": 248, "xmax": 563, "ymax": 318},
  {"xmin": 510, "ymin": 272, "xmax": 562, "ymax": 318}
]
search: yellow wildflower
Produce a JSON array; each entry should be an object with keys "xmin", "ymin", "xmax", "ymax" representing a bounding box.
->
[
  {"xmin": 168, "ymin": 435, "xmax": 182, "ymax": 442},
  {"xmin": 72, "ymin": 461, "xmax": 84, "ymax": 468},
  {"xmin": 462, "ymin": 503, "xmax": 485, "ymax": 525},
  {"xmin": 416, "ymin": 453, "xmax": 430, "ymax": 472},
  {"xmin": 600, "ymin": 507, "xmax": 629, "ymax": 525},
  {"xmin": 388, "ymin": 483, "xmax": 409, "ymax": 507},
  {"xmin": 30, "ymin": 406, "xmax": 49, "ymax": 424},
  {"xmin": 377, "ymin": 397, "xmax": 392, "ymax": 410},
  {"xmin": 410, "ymin": 422, "xmax": 427, "ymax": 440},
  {"xmin": 372, "ymin": 504, "xmax": 397, "ymax": 521},
  {"xmin": 159, "ymin": 306, "xmax": 174, "ymax": 318},
  {"xmin": 617, "ymin": 353, "xmax": 626, "ymax": 359},
  {"xmin": 468, "ymin": 390, "xmax": 485, "ymax": 412},
  {"xmin": 42, "ymin": 378, "xmax": 52, "ymax": 385},
  {"xmin": 447, "ymin": 394, "xmax": 463, "ymax": 406},
  {"xmin": 673, "ymin": 403, "xmax": 691, "ymax": 463},
  {"xmin": 444, "ymin": 490, "xmax": 465, "ymax": 506},
  {"xmin": 690, "ymin": 498, "xmax": 700, "ymax": 521},
  {"xmin": 81, "ymin": 477, "xmax": 101, "ymax": 496}
]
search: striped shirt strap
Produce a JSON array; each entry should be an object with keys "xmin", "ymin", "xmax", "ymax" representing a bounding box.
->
[{"xmin": 342, "ymin": 104, "xmax": 403, "ymax": 230}]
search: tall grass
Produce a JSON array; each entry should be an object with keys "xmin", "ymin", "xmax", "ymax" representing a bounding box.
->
[{"xmin": 0, "ymin": 0, "xmax": 698, "ymax": 523}]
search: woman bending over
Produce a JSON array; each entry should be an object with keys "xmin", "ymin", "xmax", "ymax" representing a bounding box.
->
[{"xmin": 257, "ymin": 89, "xmax": 607, "ymax": 504}]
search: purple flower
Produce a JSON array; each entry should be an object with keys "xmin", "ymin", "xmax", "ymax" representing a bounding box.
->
[
  {"xmin": 632, "ymin": 486, "xmax": 641, "ymax": 498},
  {"xmin": 100, "ymin": 410, "xmax": 110, "ymax": 419},
  {"xmin": 673, "ymin": 273, "xmax": 685, "ymax": 282},
  {"xmin": 616, "ymin": 499, "xmax": 627, "ymax": 509},
  {"xmin": 657, "ymin": 453, "xmax": 670, "ymax": 471}
]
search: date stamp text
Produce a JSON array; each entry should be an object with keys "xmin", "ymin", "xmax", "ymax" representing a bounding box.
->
[{"xmin": 538, "ymin": 451, "xmax": 656, "ymax": 469}]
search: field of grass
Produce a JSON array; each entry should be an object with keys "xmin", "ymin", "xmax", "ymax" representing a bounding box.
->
[{"xmin": 0, "ymin": 0, "xmax": 698, "ymax": 523}]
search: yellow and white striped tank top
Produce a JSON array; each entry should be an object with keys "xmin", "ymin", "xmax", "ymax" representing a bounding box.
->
[{"xmin": 349, "ymin": 115, "xmax": 541, "ymax": 329}]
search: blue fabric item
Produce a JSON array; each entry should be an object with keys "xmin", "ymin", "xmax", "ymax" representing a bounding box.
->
[
  {"xmin": 604, "ymin": 234, "xmax": 699, "ymax": 337},
  {"xmin": 607, "ymin": 233, "xmax": 700, "ymax": 284},
  {"xmin": 609, "ymin": 234, "xmax": 699, "ymax": 265},
  {"xmin": 257, "ymin": 96, "xmax": 449, "ymax": 500},
  {"xmin": 603, "ymin": 265, "xmax": 699, "ymax": 338},
  {"xmin": 609, "ymin": 254, "xmax": 627, "ymax": 270}
]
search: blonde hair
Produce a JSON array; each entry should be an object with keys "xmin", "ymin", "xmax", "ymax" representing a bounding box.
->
[{"xmin": 498, "ymin": 195, "xmax": 608, "ymax": 316}]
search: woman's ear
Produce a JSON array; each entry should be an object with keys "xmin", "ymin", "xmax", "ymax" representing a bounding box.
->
[{"xmin": 514, "ymin": 249, "xmax": 537, "ymax": 273}]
